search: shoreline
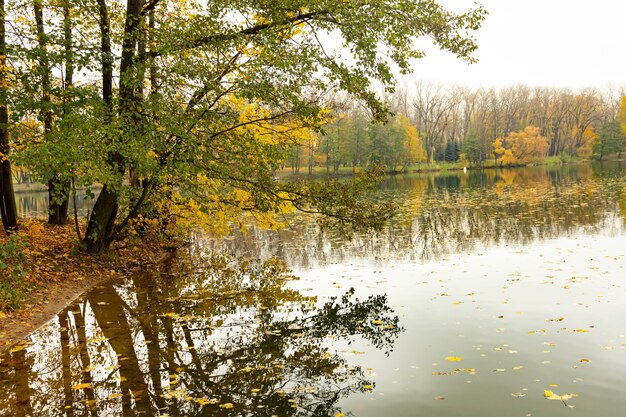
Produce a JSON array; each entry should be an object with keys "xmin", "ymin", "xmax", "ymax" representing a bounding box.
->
[{"xmin": 0, "ymin": 220, "xmax": 171, "ymax": 354}]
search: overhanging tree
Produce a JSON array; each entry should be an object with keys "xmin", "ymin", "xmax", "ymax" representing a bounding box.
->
[{"xmin": 62, "ymin": 0, "xmax": 487, "ymax": 252}]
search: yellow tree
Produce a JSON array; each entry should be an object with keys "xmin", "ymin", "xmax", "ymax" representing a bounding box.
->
[
  {"xmin": 575, "ymin": 126, "xmax": 597, "ymax": 158},
  {"xmin": 398, "ymin": 115, "xmax": 425, "ymax": 169},
  {"xmin": 617, "ymin": 96, "xmax": 626, "ymax": 131},
  {"xmin": 493, "ymin": 126, "xmax": 549, "ymax": 166}
]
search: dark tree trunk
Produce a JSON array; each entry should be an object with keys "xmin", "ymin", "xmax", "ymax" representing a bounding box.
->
[
  {"xmin": 34, "ymin": 0, "xmax": 71, "ymax": 225},
  {"xmin": 83, "ymin": 182, "xmax": 119, "ymax": 253},
  {"xmin": 0, "ymin": 0, "xmax": 17, "ymax": 234},
  {"xmin": 83, "ymin": 0, "xmax": 144, "ymax": 252},
  {"xmin": 48, "ymin": 176, "xmax": 70, "ymax": 225}
]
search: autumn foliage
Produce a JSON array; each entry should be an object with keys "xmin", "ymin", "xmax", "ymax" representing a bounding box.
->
[{"xmin": 493, "ymin": 126, "xmax": 549, "ymax": 166}]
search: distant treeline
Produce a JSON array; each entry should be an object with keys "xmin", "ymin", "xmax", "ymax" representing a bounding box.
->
[{"xmin": 285, "ymin": 83, "xmax": 626, "ymax": 173}]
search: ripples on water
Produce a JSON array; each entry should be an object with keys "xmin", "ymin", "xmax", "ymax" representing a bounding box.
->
[{"xmin": 2, "ymin": 163, "xmax": 626, "ymax": 416}]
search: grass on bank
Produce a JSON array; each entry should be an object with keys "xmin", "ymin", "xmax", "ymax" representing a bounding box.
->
[{"xmin": 278, "ymin": 155, "xmax": 587, "ymax": 178}]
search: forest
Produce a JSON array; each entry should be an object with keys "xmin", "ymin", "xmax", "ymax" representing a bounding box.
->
[
  {"xmin": 285, "ymin": 83, "xmax": 626, "ymax": 174},
  {"xmin": 0, "ymin": 0, "xmax": 485, "ymax": 250}
]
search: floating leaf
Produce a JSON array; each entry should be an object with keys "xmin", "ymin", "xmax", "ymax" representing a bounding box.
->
[
  {"xmin": 544, "ymin": 390, "xmax": 578, "ymax": 402},
  {"xmin": 72, "ymin": 383, "xmax": 92, "ymax": 390},
  {"xmin": 219, "ymin": 403, "xmax": 234, "ymax": 409},
  {"xmin": 445, "ymin": 356, "xmax": 462, "ymax": 362},
  {"xmin": 196, "ymin": 398, "xmax": 219, "ymax": 405},
  {"xmin": 9, "ymin": 344, "xmax": 26, "ymax": 353}
]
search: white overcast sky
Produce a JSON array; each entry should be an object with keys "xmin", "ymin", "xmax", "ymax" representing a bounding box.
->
[{"xmin": 398, "ymin": 0, "xmax": 626, "ymax": 90}]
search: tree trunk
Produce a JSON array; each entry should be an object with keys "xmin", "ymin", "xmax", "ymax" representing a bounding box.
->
[
  {"xmin": 83, "ymin": 183, "xmax": 119, "ymax": 253},
  {"xmin": 48, "ymin": 176, "xmax": 70, "ymax": 225},
  {"xmin": 0, "ymin": 0, "xmax": 17, "ymax": 234},
  {"xmin": 34, "ymin": 0, "xmax": 70, "ymax": 225},
  {"xmin": 84, "ymin": 0, "xmax": 142, "ymax": 252}
]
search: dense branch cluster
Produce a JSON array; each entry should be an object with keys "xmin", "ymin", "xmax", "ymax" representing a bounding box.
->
[{"xmin": 0, "ymin": 0, "xmax": 486, "ymax": 251}]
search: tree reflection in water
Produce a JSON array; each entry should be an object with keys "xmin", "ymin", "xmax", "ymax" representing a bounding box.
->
[
  {"xmin": 205, "ymin": 164, "xmax": 626, "ymax": 266},
  {"xmin": 0, "ymin": 250, "xmax": 402, "ymax": 416}
]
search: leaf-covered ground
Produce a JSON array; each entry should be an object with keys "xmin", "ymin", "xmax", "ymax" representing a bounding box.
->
[{"xmin": 0, "ymin": 219, "xmax": 167, "ymax": 352}]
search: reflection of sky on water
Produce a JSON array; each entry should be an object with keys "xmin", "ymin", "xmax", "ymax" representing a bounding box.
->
[
  {"xmin": 208, "ymin": 163, "xmax": 626, "ymax": 268},
  {"xmin": 15, "ymin": 189, "xmax": 99, "ymax": 219},
  {"xmin": 2, "ymin": 163, "xmax": 626, "ymax": 416},
  {"xmin": 0, "ymin": 255, "xmax": 400, "ymax": 416}
]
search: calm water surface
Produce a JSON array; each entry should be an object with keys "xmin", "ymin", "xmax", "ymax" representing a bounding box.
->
[{"xmin": 1, "ymin": 163, "xmax": 626, "ymax": 416}]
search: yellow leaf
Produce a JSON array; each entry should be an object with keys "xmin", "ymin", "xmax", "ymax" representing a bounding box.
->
[
  {"xmin": 445, "ymin": 356, "xmax": 462, "ymax": 362},
  {"xmin": 219, "ymin": 403, "xmax": 234, "ymax": 409},
  {"xmin": 72, "ymin": 383, "xmax": 92, "ymax": 390},
  {"xmin": 544, "ymin": 390, "xmax": 577, "ymax": 401},
  {"xmin": 9, "ymin": 345, "xmax": 26, "ymax": 353},
  {"xmin": 195, "ymin": 398, "xmax": 213, "ymax": 405},
  {"xmin": 335, "ymin": 413, "xmax": 345, "ymax": 417},
  {"xmin": 571, "ymin": 329, "xmax": 589, "ymax": 333}
]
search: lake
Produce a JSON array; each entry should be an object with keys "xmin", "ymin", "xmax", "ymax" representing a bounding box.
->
[{"xmin": 1, "ymin": 163, "xmax": 626, "ymax": 416}]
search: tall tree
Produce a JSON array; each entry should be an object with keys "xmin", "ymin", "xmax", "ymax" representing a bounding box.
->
[
  {"xmin": 593, "ymin": 121, "xmax": 624, "ymax": 160},
  {"xmin": 0, "ymin": 0, "xmax": 17, "ymax": 233},
  {"xmin": 32, "ymin": 0, "xmax": 71, "ymax": 225},
  {"xmin": 78, "ymin": 0, "xmax": 487, "ymax": 253}
]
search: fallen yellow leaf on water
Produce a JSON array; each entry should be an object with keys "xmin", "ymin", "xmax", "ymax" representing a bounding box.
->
[
  {"xmin": 579, "ymin": 358, "xmax": 591, "ymax": 363},
  {"xmin": 196, "ymin": 397, "xmax": 219, "ymax": 405},
  {"xmin": 335, "ymin": 413, "xmax": 345, "ymax": 417},
  {"xmin": 445, "ymin": 356, "xmax": 462, "ymax": 362},
  {"xmin": 513, "ymin": 366, "xmax": 524, "ymax": 371},
  {"xmin": 9, "ymin": 344, "xmax": 26, "ymax": 353},
  {"xmin": 571, "ymin": 329, "xmax": 589, "ymax": 333},
  {"xmin": 544, "ymin": 390, "xmax": 578, "ymax": 401},
  {"xmin": 219, "ymin": 403, "xmax": 234, "ymax": 409},
  {"xmin": 72, "ymin": 383, "xmax": 92, "ymax": 390}
]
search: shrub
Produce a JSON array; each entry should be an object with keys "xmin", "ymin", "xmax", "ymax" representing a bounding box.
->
[{"xmin": 0, "ymin": 235, "xmax": 29, "ymax": 309}]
